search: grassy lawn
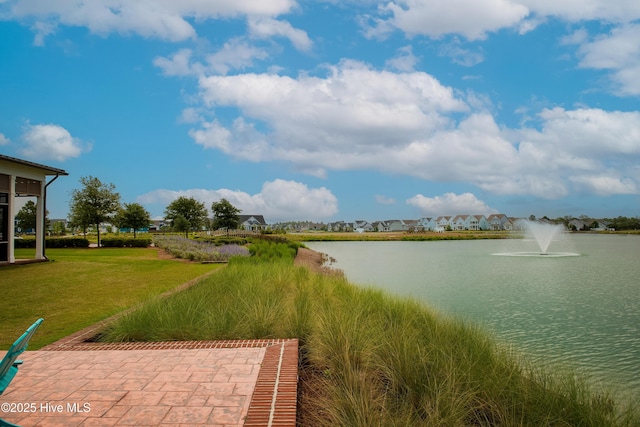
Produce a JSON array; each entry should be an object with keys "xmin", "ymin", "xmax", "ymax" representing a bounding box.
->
[{"xmin": 0, "ymin": 248, "xmax": 221, "ymax": 349}]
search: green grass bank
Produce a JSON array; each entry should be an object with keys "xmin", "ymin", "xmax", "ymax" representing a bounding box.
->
[
  {"xmin": 1, "ymin": 247, "xmax": 221, "ymax": 349},
  {"xmin": 99, "ymin": 241, "xmax": 639, "ymax": 426}
]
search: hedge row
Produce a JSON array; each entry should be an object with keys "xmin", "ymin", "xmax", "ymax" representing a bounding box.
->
[
  {"xmin": 14, "ymin": 237, "xmax": 151, "ymax": 248},
  {"xmin": 192, "ymin": 236, "xmax": 249, "ymax": 246},
  {"xmin": 100, "ymin": 237, "xmax": 152, "ymax": 247},
  {"xmin": 14, "ymin": 237, "xmax": 90, "ymax": 248}
]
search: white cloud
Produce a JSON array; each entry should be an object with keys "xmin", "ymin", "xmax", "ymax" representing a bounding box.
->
[
  {"xmin": 570, "ymin": 174, "xmax": 638, "ymax": 196},
  {"xmin": 520, "ymin": 0, "xmax": 640, "ymax": 23},
  {"xmin": 137, "ymin": 179, "xmax": 338, "ymax": 222},
  {"xmin": 20, "ymin": 123, "xmax": 90, "ymax": 161},
  {"xmin": 385, "ymin": 45, "xmax": 419, "ymax": 72},
  {"xmin": 524, "ymin": 107, "xmax": 640, "ymax": 156},
  {"xmin": 178, "ymin": 107, "xmax": 203, "ymax": 124},
  {"xmin": 205, "ymin": 38, "xmax": 270, "ymax": 75},
  {"xmin": 153, "ymin": 49, "xmax": 199, "ymax": 77},
  {"xmin": 379, "ymin": 0, "xmax": 529, "ymax": 40},
  {"xmin": 371, "ymin": 0, "xmax": 640, "ymax": 42},
  {"xmin": 513, "ymin": 107, "xmax": 640, "ymax": 196},
  {"xmin": 560, "ymin": 28, "xmax": 589, "ymax": 46},
  {"xmin": 0, "ymin": 133, "xmax": 10, "ymax": 145},
  {"xmin": 195, "ymin": 60, "xmax": 467, "ymax": 150},
  {"xmin": 4, "ymin": 0, "xmax": 297, "ymax": 43},
  {"xmin": 574, "ymin": 23, "xmax": 640, "ymax": 96},
  {"xmin": 438, "ymin": 39, "xmax": 485, "ymax": 67},
  {"xmin": 186, "ymin": 60, "xmax": 640, "ymax": 199},
  {"xmin": 407, "ymin": 192, "xmax": 499, "ymax": 216},
  {"xmin": 375, "ymin": 195, "xmax": 396, "ymax": 205},
  {"xmin": 247, "ymin": 17, "xmax": 313, "ymax": 52},
  {"xmin": 154, "ymin": 40, "xmax": 269, "ymax": 77}
]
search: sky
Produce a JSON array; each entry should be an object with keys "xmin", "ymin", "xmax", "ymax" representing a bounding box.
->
[{"xmin": 1, "ymin": 0, "xmax": 639, "ymax": 223}]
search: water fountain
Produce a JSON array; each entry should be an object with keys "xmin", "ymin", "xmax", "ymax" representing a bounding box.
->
[
  {"xmin": 494, "ymin": 220, "xmax": 580, "ymax": 257},
  {"xmin": 524, "ymin": 221, "xmax": 565, "ymax": 254}
]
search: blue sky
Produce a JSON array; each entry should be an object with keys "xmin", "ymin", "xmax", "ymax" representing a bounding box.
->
[{"xmin": 1, "ymin": 0, "xmax": 639, "ymax": 223}]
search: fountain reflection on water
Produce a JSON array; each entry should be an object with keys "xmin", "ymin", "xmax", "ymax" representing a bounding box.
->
[{"xmin": 493, "ymin": 220, "xmax": 581, "ymax": 257}]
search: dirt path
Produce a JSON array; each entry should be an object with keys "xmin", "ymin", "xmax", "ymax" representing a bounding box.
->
[{"xmin": 293, "ymin": 247, "xmax": 324, "ymax": 273}]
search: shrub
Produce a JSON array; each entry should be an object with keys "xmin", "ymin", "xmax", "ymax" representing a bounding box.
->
[
  {"xmin": 47, "ymin": 237, "xmax": 90, "ymax": 248},
  {"xmin": 241, "ymin": 239, "xmax": 299, "ymax": 263},
  {"xmin": 193, "ymin": 236, "xmax": 248, "ymax": 246},
  {"xmin": 153, "ymin": 235, "xmax": 250, "ymax": 262},
  {"xmin": 101, "ymin": 237, "xmax": 152, "ymax": 247},
  {"xmin": 14, "ymin": 237, "xmax": 36, "ymax": 248}
]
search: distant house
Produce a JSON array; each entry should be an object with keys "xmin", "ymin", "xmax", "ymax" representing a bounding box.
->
[
  {"xmin": 328, "ymin": 221, "xmax": 353, "ymax": 232},
  {"xmin": 149, "ymin": 220, "xmax": 170, "ymax": 231},
  {"xmin": 452, "ymin": 215, "xmax": 469, "ymax": 230},
  {"xmin": 386, "ymin": 220, "xmax": 405, "ymax": 232},
  {"xmin": 487, "ymin": 214, "xmax": 509, "ymax": 230},
  {"xmin": 404, "ymin": 219, "xmax": 419, "ymax": 231},
  {"xmin": 353, "ymin": 220, "xmax": 374, "ymax": 232},
  {"xmin": 373, "ymin": 221, "xmax": 390, "ymax": 232},
  {"xmin": 450, "ymin": 214, "xmax": 488, "ymax": 231},
  {"xmin": 239, "ymin": 215, "xmax": 267, "ymax": 231},
  {"xmin": 417, "ymin": 217, "xmax": 434, "ymax": 231},
  {"xmin": 471, "ymin": 215, "xmax": 489, "ymax": 230},
  {"xmin": 568, "ymin": 219, "xmax": 588, "ymax": 231},
  {"xmin": 436, "ymin": 216, "xmax": 453, "ymax": 230}
]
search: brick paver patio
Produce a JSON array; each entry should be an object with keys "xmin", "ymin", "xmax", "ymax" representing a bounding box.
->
[{"xmin": 0, "ymin": 340, "xmax": 298, "ymax": 426}]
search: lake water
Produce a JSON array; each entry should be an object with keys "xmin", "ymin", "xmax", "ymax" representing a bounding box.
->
[{"xmin": 306, "ymin": 234, "xmax": 640, "ymax": 399}]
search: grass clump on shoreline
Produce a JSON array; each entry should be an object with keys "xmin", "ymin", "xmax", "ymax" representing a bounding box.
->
[{"xmin": 100, "ymin": 242, "xmax": 638, "ymax": 426}]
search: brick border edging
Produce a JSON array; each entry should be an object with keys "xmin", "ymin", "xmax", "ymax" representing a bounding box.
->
[{"xmin": 244, "ymin": 340, "xmax": 298, "ymax": 427}]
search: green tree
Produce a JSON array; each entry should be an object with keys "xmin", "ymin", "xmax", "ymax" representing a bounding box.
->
[
  {"xmin": 69, "ymin": 176, "xmax": 121, "ymax": 246},
  {"xmin": 116, "ymin": 202, "xmax": 151, "ymax": 238},
  {"xmin": 164, "ymin": 196, "xmax": 208, "ymax": 237},
  {"xmin": 15, "ymin": 200, "xmax": 38, "ymax": 232},
  {"xmin": 211, "ymin": 198, "xmax": 241, "ymax": 235},
  {"xmin": 51, "ymin": 220, "xmax": 66, "ymax": 236},
  {"xmin": 172, "ymin": 214, "xmax": 191, "ymax": 237}
]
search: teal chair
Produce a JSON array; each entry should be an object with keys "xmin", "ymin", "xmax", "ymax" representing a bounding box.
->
[{"xmin": 0, "ymin": 318, "xmax": 44, "ymax": 427}]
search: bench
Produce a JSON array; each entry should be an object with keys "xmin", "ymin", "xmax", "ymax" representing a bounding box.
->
[{"xmin": 0, "ymin": 318, "xmax": 43, "ymax": 426}]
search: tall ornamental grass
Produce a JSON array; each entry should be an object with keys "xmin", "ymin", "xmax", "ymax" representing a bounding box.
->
[{"xmin": 101, "ymin": 244, "xmax": 638, "ymax": 426}]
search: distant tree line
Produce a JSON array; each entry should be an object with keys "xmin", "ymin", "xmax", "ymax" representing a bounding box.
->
[
  {"xmin": 604, "ymin": 216, "xmax": 640, "ymax": 230},
  {"xmin": 163, "ymin": 196, "xmax": 241, "ymax": 237},
  {"xmin": 63, "ymin": 176, "xmax": 242, "ymax": 244},
  {"xmin": 543, "ymin": 215, "xmax": 640, "ymax": 231}
]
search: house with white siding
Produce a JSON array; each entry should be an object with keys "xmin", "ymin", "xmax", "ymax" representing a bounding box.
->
[
  {"xmin": 487, "ymin": 214, "xmax": 509, "ymax": 230},
  {"xmin": 239, "ymin": 215, "xmax": 267, "ymax": 231},
  {"xmin": 353, "ymin": 220, "xmax": 374, "ymax": 232},
  {"xmin": 417, "ymin": 217, "xmax": 434, "ymax": 231},
  {"xmin": 468, "ymin": 215, "xmax": 489, "ymax": 230},
  {"xmin": 373, "ymin": 221, "xmax": 390, "ymax": 232},
  {"xmin": 1, "ymin": 155, "xmax": 68, "ymax": 264},
  {"xmin": 436, "ymin": 216, "xmax": 453, "ymax": 230}
]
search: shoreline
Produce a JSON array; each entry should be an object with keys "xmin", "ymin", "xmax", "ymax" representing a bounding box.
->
[{"xmin": 293, "ymin": 247, "xmax": 325, "ymax": 273}]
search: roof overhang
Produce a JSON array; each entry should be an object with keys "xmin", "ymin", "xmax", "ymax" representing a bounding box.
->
[{"xmin": 0, "ymin": 154, "xmax": 69, "ymax": 176}]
